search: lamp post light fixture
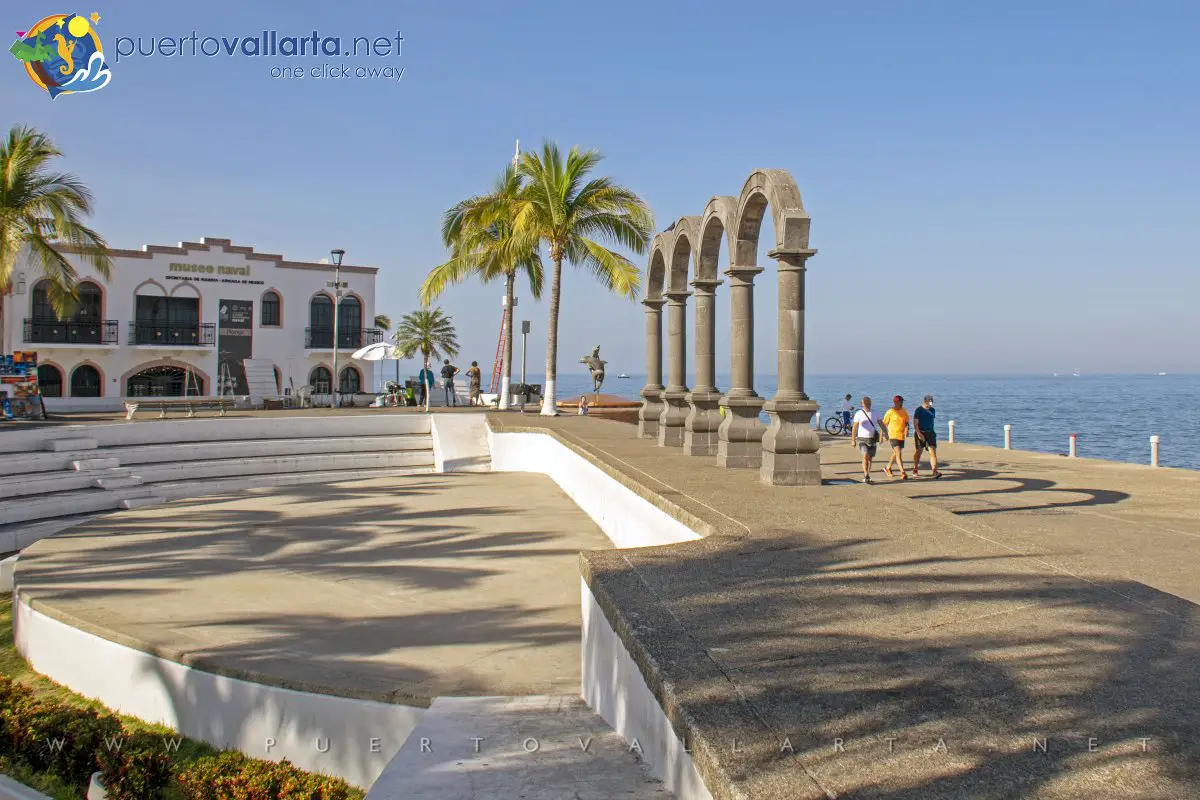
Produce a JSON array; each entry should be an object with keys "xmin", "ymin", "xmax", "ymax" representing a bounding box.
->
[{"xmin": 329, "ymin": 248, "xmax": 345, "ymax": 408}]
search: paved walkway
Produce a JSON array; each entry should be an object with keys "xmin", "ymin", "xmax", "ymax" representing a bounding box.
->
[
  {"xmin": 490, "ymin": 414, "xmax": 1200, "ymax": 799},
  {"xmin": 15, "ymin": 473, "xmax": 612, "ymax": 703}
]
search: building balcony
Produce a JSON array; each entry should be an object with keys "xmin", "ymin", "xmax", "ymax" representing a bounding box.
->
[
  {"xmin": 305, "ymin": 327, "xmax": 384, "ymax": 350},
  {"xmin": 23, "ymin": 319, "xmax": 119, "ymax": 347},
  {"xmin": 129, "ymin": 322, "xmax": 216, "ymax": 348}
]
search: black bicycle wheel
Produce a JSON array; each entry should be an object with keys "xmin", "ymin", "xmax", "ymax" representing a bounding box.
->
[{"xmin": 824, "ymin": 416, "xmax": 843, "ymax": 435}]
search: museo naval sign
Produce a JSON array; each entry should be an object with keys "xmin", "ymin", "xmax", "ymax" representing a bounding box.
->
[{"xmin": 218, "ymin": 300, "xmax": 253, "ymax": 395}]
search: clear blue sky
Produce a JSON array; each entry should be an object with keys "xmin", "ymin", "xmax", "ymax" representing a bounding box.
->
[{"xmin": 6, "ymin": 0, "xmax": 1198, "ymax": 377}]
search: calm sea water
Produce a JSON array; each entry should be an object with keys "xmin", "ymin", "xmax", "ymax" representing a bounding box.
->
[{"xmin": 535, "ymin": 372, "xmax": 1200, "ymax": 471}]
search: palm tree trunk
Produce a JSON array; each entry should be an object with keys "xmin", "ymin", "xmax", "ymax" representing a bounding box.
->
[
  {"xmin": 540, "ymin": 256, "xmax": 563, "ymax": 416},
  {"xmin": 423, "ymin": 352, "xmax": 431, "ymax": 412},
  {"xmin": 498, "ymin": 273, "xmax": 515, "ymax": 410}
]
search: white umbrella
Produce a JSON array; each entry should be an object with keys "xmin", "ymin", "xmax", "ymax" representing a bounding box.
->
[{"xmin": 350, "ymin": 342, "xmax": 394, "ymax": 361}]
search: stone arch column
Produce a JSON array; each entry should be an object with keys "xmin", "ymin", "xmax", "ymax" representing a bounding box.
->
[
  {"xmin": 717, "ymin": 265, "xmax": 766, "ymax": 467},
  {"xmin": 683, "ymin": 277, "xmax": 722, "ymax": 455},
  {"xmin": 637, "ymin": 297, "xmax": 666, "ymax": 438},
  {"xmin": 761, "ymin": 247, "xmax": 821, "ymax": 485},
  {"xmin": 657, "ymin": 289, "xmax": 691, "ymax": 447}
]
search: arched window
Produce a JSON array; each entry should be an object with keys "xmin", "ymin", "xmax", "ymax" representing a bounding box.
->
[
  {"xmin": 29, "ymin": 280, "xmax": 106, "ymax": 344},
  {"xmin": 75, "ymin": 282, "xmax": 102, "ymax": 321},
  {"xmin": 339, "ymin": 366, "xmax": 361, "ymax": 394},
  {"xmin": 338, "ymin": 296, "xmax": 362, "ymax": 348},
  {"xmin": 37, "ymin": 365, "xmax": 63, "ymax": 398},
  {"xmin": 308, "ymin": 295, "xmax": 333, "ymax": 347},
  {"xmin": 309, "ymin": 366, "xmax": 332, "ymax": 394},
  {"xmin": 70, "ymin": 365, "xmax": 102, "ymax": 398},
  {"xmin": 31, "ymin": 280, "xmax": 56, "ymax": 321},
  {"xmin": 261, "ymin": 291, "xmax": 281, "ymax": 326},
  {"xmin": 127, "ymin": 366, "xmax": 202, "ymax": 398}
]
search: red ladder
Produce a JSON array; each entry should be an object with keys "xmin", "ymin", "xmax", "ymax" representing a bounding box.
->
[{"xmin": 488, "ymin": 310, "xmax": 508, "ymax": 393}]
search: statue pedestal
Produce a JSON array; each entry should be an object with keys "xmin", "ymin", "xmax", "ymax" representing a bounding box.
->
[
  {"xmin": 760, "ymin": 398, "xmax": 822, "ymax": 486},
  {"xmin": 717, "ymin": 395, "xmax": 765, "ymax": 468},
  {"xmin": 638, "ymin": 388, "xmax": 664, "ymax": 439},
  {"xmin": 657, "ymin": 390, "xmax": 689, "ymax": 448},
  {"xmin": 684, "ymin": 391, "xmax": 722, "ymax": 456}
]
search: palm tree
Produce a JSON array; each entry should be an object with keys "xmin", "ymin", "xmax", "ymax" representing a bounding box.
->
[
  {"xmin": 512, "ymin": 142, "xmax": 653, "ymax": 415},
  {"xmin": 374, "ymin": 313, "xmax": 391, "ymax": 331},
  {"xmin": 420, "ymin": 165, "xmax": 543, "ymax": 410},
  {"xmin": 0, "ymin": 125, "xmax": 112, "ymax": 353},
  {"xmin": 392, "ymin": 308, "xmax": 459, "ymax": 411}
]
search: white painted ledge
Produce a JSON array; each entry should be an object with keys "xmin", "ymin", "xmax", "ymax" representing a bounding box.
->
[
  {"xmin": 0, "ymin": 774, "xmax": 52, "ymax": 800},
  {"xmin": 487, "ymin": 429, "xmax": 700, "ymax": 549},
  {"xmin": 582, "ymin": 579, "xmax": 713, "ymax": 800},
  {"xmin": 13, "ymin": 598, "xmax": 423, "ymax": 789}
]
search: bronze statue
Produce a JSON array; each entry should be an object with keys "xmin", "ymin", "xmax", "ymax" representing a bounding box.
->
[{"xmin": 579, "ymin": 345, "xmax": 606, "ymax": 394}]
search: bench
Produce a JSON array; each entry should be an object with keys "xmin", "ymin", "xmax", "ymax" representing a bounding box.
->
[{"xmin": 124, "ymin": 399, "xmax": 236, "ymax": 420}]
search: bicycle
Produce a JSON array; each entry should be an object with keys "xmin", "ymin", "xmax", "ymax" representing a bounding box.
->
[{"xmin": 824, "ymin": 411, "xmax": 853, "ymax": 436}]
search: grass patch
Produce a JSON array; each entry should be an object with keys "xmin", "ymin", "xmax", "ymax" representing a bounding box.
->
[{"xmin": 0, "ymin": 597, "xmax": 362, "ymax": 799}]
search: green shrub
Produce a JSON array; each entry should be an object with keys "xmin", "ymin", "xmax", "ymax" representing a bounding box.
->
[
  {"xmin": 99, "ymin": 730, "xmax": 173, "ymax": 800},
  {"xmin": 178, "ymin": 751, "xmax": 353, "ymax": 800},
  {"xmin": 20, "ymin": 702, "xmax": 122, "ymax": 790},
  {"xmin": 0, "ymin": 675, "xmax": 35, "ymax": 756}
]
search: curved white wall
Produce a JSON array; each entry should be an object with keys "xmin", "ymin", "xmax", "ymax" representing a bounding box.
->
[
  {"xmin": 14, "ymin": 598, "xmax": 423, "ymax": 789},
  {"xmin": 488, "ymin": 430, "xmax": 701, "ymax": 549}
]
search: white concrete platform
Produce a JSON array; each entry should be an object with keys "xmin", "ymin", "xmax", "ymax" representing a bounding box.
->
[{"xmin": 365, "ymin": 696, "xmax": 672, "ymax": 799}]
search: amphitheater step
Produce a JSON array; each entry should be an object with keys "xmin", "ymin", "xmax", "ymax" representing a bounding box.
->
[
  {"xmin": 72, "ymin": 457, "xmax": 121, "ymax": 471},
  {"xmin": 120, "ymin": 497, "xmax": 164, "ymax": 510},
  {"xmin": 366, "ymin": 696, "xmax": 672, "ymax": 799},
  {"xmin": 104, "ymin": 434, "xmax": 432, "ymax": 468},
  {"xmin": 134, "ymin": 450, "xmax": 434, "ymax": 484},
  {"xmin": 94, "ymin": 476, "xmax": 145, "ymax": 490},
  {"xmin": 6, "ymin": 468, "xmax": 133, "ymax": 498},
  {"xmin": 44, "ymin": 438, "xmax": 97, "ymax": 452},
  {"xmin": 0, "ymin": 486, "xmax": 156, "ymax": 527},
  {"xmin": 0, "ymin": 513, "xmax": 107, "ymax": 553}
]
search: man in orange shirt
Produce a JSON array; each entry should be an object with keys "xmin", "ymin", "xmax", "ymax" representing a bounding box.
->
[{"xmin": 882, "ymin": 395, "xmax": 910, "ymax": 479}]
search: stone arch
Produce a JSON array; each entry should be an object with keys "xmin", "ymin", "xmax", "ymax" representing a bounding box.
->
[
  {"xmin": 644, "ymin": 231, "xmax": 674, "ymax": 301},
  {"xmin": 667, "ymin": 216, "xmax": 701, "ymax": 291},
  {"xmin": 260, "ymin": 288, "xmax": 283, "ymax": 326},
  {"xmin": 696, "ymin": 196, "xmax": 738, "ymax": 281},
  {"xmin": 169, "ymin": 280, "xmax": 203, "ymax": 320},
  {"xmin": 37, "ymin": 361, "xmax": 65, "ymax": 397},
  {"xmin": 120, "ymin": 359, "xmax": 210, "ymax": 397},
  {"xmin": 133, "ymin": 279, "xmax": 167, "ymax": 297},
  {"xmin": 70, "ymin": 361, "xmax": 105, "ymax": 397},
  {"xmin": 731, "ymin": 169, "xmax": 811, "ymax": 265}
]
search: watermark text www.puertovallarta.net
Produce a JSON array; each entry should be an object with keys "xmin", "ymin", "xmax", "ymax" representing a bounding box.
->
[{"xmin": 111, "ymin": 29, "xmax": 406, "ymax": 82}]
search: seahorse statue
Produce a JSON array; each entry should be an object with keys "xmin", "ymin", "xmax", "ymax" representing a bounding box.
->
[{"xmin": 53, "ymin": 33, "xmax": 75, "ymax": 75}]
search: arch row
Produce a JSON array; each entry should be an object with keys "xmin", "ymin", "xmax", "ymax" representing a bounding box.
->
[{"xmin": 636, "ymin": 169, "xmax": 822, "ymax": 487}]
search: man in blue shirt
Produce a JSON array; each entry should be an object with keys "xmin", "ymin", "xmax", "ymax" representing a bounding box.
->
[
  {"xmin": 912, "ymin": 394, "xmax": 942, "ymax": 478},
  {"xmin": 418, "ymin": 364, "xmax": 436, "ymax": 409}
]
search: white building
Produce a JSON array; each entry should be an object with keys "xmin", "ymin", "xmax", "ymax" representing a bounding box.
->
[{"xmin": 3, "ymin": 237, "xmax": 381, "ymax": 411}]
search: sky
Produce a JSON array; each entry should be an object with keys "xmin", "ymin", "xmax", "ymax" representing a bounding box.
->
[{"xmin": 5, "ymin": 0, "xmax": 1199, "ymax": 377}]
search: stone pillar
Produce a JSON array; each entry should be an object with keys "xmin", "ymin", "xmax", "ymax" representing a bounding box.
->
[
  {"xmin": 637, "ymin": 298, "xmax": 666, "ymax": 439},
  {"xmin": 760, "ymin": 248, "xmax": 821, "ymax": 486},
  {"xmin": 717, "ymin": 265, "xmax": 765, "ymax": 468},
  {"xmin": 685, "ymin": 278, "xmax": 722, "ymax": 456},
  {"xmin": 657, "ymin": 290, "xmax": 691, "ymax": 447}
]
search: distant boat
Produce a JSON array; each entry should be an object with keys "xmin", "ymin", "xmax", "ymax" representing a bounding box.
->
[
  {"xmin": 1072, "ymin": 368, "xmax": 1081, "ymax": 377},
  {"xmin": 618, "ymin": 373, "xmax": 630, "ymax": 379},
  {"xmin": 1158, "ymin": 372, "xmax": 1168, "ymax": 376}
]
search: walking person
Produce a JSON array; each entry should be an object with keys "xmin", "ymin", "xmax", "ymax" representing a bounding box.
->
[
  {"xmin": 465, "ymin": 361, "xmax": 482, "ymax": 406},
  {"xmin": 440, "ymin": 359, "xmax": 460, "ymax": 407},
  {"xmin": 912, "ymin": 394, "xmax": 943, "ymax": 478},
  {"xmin": 840, "ymin": 393, "xmax": 854, "ymax": 433},
  {"xmin": 851, "ymin": 396, "xmax": 887, "ymax": 484},
  {"xmin": 418, "ymin": 364, "xmax": 436, "ymax": 408},
  {"xmin": 882, "ymin": 395, "xmax": 911, "ymax": 479}
]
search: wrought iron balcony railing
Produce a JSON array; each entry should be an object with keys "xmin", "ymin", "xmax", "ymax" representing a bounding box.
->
[
  {"xmin": 305, "ymin": 327, "xmax": 384, "ymax": 349},
  {"xmin": 129, "ymin": 322, "xmax": 216, "ymax": 347},
  {"xmin": 24, "ymin": 318, "xmax": 118, "ymax": 345}
]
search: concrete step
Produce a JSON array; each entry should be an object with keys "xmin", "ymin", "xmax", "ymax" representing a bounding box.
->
[
  {"xmin": 0, "ymin": 486, "xmax": 155, "ymax": 527},
  {"xmin": 6, "ymin": 468, "xmax": 134, "ymax": 498},
  {"xmin": 149, "ymin": 465, "xmax": 436, "ymax": 502},
  {"xmin": 95, "ymin": 476, "xmax": 144, "ymax": 490},
  {"xmin": 106, "ymin": 434, "xmax": 432, "ymax": 468},
  {"xmin": 121, "ymin": 496, "xmax": 164, "ymax": 510},
  {"xmin": 0, "ymin": 513, "xmax": 107, "ymax": 553},
  {"xmin": 73, "ymin": 457, "xmax": 121, "ymax": 471},
  {"xmin": 135, "ymin": 450, "xmax": 434, "ymax": 485},
  {"xmin": 44, "ymin": 437, "xmax": 97, "ymax": 452},
  {"xmin": 366, "ymin": 696, "xmax": 672, "ymax": 799}
]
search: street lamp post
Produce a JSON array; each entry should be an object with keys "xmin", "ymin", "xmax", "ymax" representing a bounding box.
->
[
  {"xmin": 329, "ymin": 248, "xmax": 345, "ymax": 409},
  {"xmin": 520, "ymin": 319, "xmax": 530, "ymax": 412}
]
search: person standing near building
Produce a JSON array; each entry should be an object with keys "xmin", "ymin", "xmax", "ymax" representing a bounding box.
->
[
  {"xmin": 418, "ymin": 365, "xmax": 435, "ymax": 408},
  {"xmin": 840, "ymin": 393, "xmax": 854, "ymax": 433},
  {"xmin": 465, "ymin": 361, "xmax": 482, "ymax": 406},
  {"xmin": 851, "ymin": 396, "xmax": 887, "ymax": 484},
  {"xmin": 913, "ymin": 394, "xmax": 942, "ymax": 478},
  {"xmin": 882, "ymin": 395, "xmax": 910, "ymax": 479},
  {"xmin": 440, "ymin": 359, "xmax": 460, "ymax": 407}
]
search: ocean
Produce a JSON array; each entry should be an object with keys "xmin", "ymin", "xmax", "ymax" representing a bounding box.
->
[{"xmin": 532, "ymin": 372, "xmax": 1200, "ymax": 471}]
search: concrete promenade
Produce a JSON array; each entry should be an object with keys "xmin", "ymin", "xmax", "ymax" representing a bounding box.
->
[
  {"xmin": 489, "ymin": 414, "xmax": 1200, "ymax": 799},
  {"xmin": 15, "ymin": 472, "xmax": 612, "ymax": 703}
]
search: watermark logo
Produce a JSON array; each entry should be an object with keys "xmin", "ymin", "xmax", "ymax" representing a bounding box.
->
[{"xmin": 10, "ymin": 12, "xmax": 110, "ymax": 99}]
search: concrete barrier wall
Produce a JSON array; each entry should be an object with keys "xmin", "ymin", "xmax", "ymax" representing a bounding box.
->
[
  {"xmin": 487, "ymin": 430, "xmax": 700, "ymax": 549},
  {"xmin": 13, "ymin": 598, "xmax": 424, "ymax": 789},
  {"xmin": 0, "ymin": 414, "xmax": 431, "ymax": 454},
  {"xmin": 582, "ymin": 579, "xmax": 712, "ymax": 800}
]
